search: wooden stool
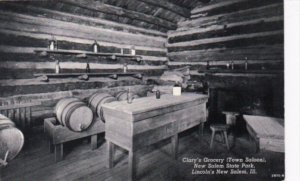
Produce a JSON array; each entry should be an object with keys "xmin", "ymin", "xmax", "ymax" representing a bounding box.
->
[{"xmin": 210, "ymin": 124, "xmax": 230, "ymax": 150}]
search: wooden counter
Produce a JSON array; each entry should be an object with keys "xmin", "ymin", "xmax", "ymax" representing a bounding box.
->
[{"xmin": 102, "ymin": 93, "xmax": 208, "ymax": 180}]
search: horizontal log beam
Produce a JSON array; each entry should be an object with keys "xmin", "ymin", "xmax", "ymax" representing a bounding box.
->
[
  {"xmin": 0, "ymin": 3, "xmax": 167, "ymax": 38},
  {"xmin": 167, "ymin": 30, "xmax": 283, "ymax": 52},
  {"xmin": 179, "ymin": 3, "xmax": 283, "ymax": 29},
  {"xmin": 0, "ymin": 77, "xmax": 148, "ymax": 97},
  {"xmin": 191, "ymin": 0, "xmax": 280, "ymax": 17},
  {"xmin": 168, "ymin": 16, "xmax": 283, "ymax": 43},
  {"xmin": 168, "ymin": 60, "xmax": 283, "ymax": 71},
  {"xmin": 0, "ymin": 11, "xmax": 166, "ymax": 48},
  {"xmin": 0, "ymin": 61, "xmax": 167, "ymax": 70},
  {"xmin": 191, "ymin": 0, "xmax": 247, "ymax": 15},
  {"xmin": 138, "ymin": 0, "xmax": 190, "ymax": 18},
  {"xmin": 63, "ymin": 0, "xmax": 176, "ymax": 30},
  {"xmin": 168, "ymin": 45, "xmax": 283, "ymax": 62},
  {"xmin": 0, "ymin": 60, "xmax": 167, "ymax": 79}
]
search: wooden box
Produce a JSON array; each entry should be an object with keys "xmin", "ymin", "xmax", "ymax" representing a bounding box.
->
[
  {"xmin": 102, "ymin": 93, "xmax": 208, "ymax": 180},
  {"xmin": 44, "ymin": 117, "xmax": 105, "ymax": 162}
]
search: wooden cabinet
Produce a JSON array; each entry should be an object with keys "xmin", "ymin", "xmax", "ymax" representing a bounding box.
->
[{"xmin": 102, "ymin": 93, "xmax": 208, "ymax": 180}]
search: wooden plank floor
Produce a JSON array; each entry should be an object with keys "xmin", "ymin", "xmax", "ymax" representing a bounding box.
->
[{"xmin": 1, "ymin": 127, "xmax": 284, "ymax": 181}]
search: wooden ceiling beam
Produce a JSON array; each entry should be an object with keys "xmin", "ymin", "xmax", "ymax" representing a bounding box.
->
[
  {"xmin": 63, "ymin": 0, "xmax": 176, "ymax": 30},
  {"xmin": 138, "ymin": 0, "xmax": 190, "ymax": 18}
]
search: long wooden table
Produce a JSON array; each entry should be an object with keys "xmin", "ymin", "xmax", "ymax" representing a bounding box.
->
[{"xmin": 102, "ymin": 93, "xmax": 208, "ymax": 180}]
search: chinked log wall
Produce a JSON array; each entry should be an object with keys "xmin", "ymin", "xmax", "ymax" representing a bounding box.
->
[
  {"xmin": 167, "ymin": 0, "xmax": 284, "ymax": 70},
  {"xmin": 0, "ymin": 2, "xmax": 169, "ymax": 127}
]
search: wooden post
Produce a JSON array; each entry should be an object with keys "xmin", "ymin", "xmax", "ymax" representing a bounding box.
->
[
  {"xmin": 208, "ymin": 88, "xmax": 218, "ymax": 123},
  {"xmin": 90, "ymin": 135, "xmax": 98, "ymax": 150},
  {"xmin": 171, "ymin": 134, "xmax": 179, "ymax": 160},
  {"xmin": 54, "ymin": 144, "xmax": 63, "ymax": 162},
  {"xmin": 128, "ymin": 150, "xmax": 137, "ymax": 181},
  {"xmin": 107, "ymin": 141, "xmax": 115, "ymax": 168}
]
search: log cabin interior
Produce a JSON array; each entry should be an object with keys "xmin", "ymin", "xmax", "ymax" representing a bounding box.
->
[{"xmin": 0, "ymin": 0, "xmax": 284, "ymax": 181}]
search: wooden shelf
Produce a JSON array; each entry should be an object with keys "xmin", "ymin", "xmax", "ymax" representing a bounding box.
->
[
  {"xmin": 34, "ymin": 72, "xmax": 143, "ymax": 82},
  {"xmin": 34, "ymin": 49, "xmax": 143, "ymax": 61},
  {"xmin": 198, "ymin": 69, "xmax": 283, "ymax": 75}
]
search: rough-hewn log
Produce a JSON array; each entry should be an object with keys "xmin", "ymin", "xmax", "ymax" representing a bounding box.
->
[
  {"xmin": 63, "ymin": 0, "xmax": 176, "ymax": 30},
  {"xmin": 168, "ymin": 16, "xmax": 283, "ymax": 43},
  {"xmin": 138, "ymin": 0, "xmax": 190, "ymax": 18},
  {"xmin": 0, "ymin": 3, "xmax": 167, "ymax": 38},
  {"xmin": 168, "ymin": 45, "xmax": 283, "ymax": 62},
  {"xmin": 167, "ymin": 30, "xmax": 283, "ymax": 52},
  {"xmin": 0, "ymin": 11, "xmax": 166, "ymax": 48},
  {"xmin": 191, "ymin": 0, "xmax": 280, "ymax": 17},
  {"xmin": 0, "ymin": 60, "xmax": 166, "ymax": 79},
  {"xmin": 179, "ymin": 3, "xmax": 283, "ymax": 29},
  {"xmin": 0, "ymin": 77, "xmax": 148, "ymax": 97},
  {"xmin": 168, "ymin": 60, "xmax": 283, "ymax": 71}
]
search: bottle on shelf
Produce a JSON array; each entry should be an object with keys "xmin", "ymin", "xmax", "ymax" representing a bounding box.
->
[
  {"xmin": 92, "ymin": 40, "xmax": 99, "ymax": 53},
  {"xmin": 55, "ymin": 60, "xmax": 60, "ymax": 74},
  {"xmin": 231, "ymin": 61, "xmax": 234, "ymax": 70},
  {"xmin": 86, "ymin": 61, "xmax": 90, "ymax": 73},
  {"xmin": 131, "ymin": 46, "xmax": 136, "ymax": 56},
  {"xmin": 245, "ymin": 57, "xmax": 248, "ymax": 70},
  {"xmin": 206, "ymin": 60, "xmax": 210, "ymax": 70},
  {"xmin": 49, "ymin": 35, "xmax": 56, "ymax": 50},
  {"xmin": 123, "ymin": 63, "xmax": 128, "ymax": 73}
]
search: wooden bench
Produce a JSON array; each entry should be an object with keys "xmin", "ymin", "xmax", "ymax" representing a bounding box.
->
[
  {"xmin": 44, "ymin": 117, "xmax": 105, "ymax": 162},
  {"xmin": 243, "ymin": 115, "xmax": 284, "ymax": 153}
]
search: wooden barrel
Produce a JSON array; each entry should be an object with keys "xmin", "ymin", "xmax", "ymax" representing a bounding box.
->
[
  {"xmin": 115, "ymin": 91, "xmax": 140, "ymax": 101},
  {"xmin": 55, "ymin": 98, "xmax": 93, "ymax": 132},
  {"xmin": 88, "ymin": 93, "xmax": 117, "ymax": 122},
  {"xmin": 0, "ymin": 114, "xmax": 24, "ymax": 162}
]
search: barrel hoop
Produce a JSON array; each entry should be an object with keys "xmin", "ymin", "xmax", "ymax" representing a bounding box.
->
[
  {"xmin": 98, "ymin": 97, "xmax": 117, "ymax": 122},
  {"xmin": 57, "ymin": 99, "xmax": 81, "ymax": 126},
  {"xmin": 116, "ymin": 91, "xmax": 127, "ymax": 100},
  {"xmin": 88, "ymin": 93, "xmax": 99, "ymax": 106},
  {"xmin": 64, "ymin": 102, "xmax": 85, "ymax": 130},
  {"xmin": 94, "ymin": 95, "xmax": 113, "ymax": 114}
]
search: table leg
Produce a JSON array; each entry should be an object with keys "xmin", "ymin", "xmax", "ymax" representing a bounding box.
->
[
  {"xmin": 107, "ymin": 141, "xmax": 115, "ymax": 168},
  {"xmin": 55, "ymin": 143, "xmax": 63, "ymax": 162},
  {"xmin": 129, "ymin": 150, "xmax": 137, "ymax": 181},
  {"xmin": 49, "ymin": 140, "xmax": 54, "ymax": 153},
  {"xmin": 91, "ymin": 135, "xmax": 98, "ymax": 150},
  {"xmin": 171, "ymin": 134, "xmax": 178, "ymax": 160},
  {"xmin": 199, "ymin": 122, "xmax": 204, "ymax": 137},
  {"xmin": 210, "ymin": 130, "xmax": 216, "ymax": 149},
  {"xmin": 223, "ymin": 131, "xmax": 230, "ymax": 150}
]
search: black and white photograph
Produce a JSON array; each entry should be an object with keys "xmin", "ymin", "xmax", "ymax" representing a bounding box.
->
[{"xmin": 0, "ymin": 0, "xmax": 297, "ymax": 180}]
